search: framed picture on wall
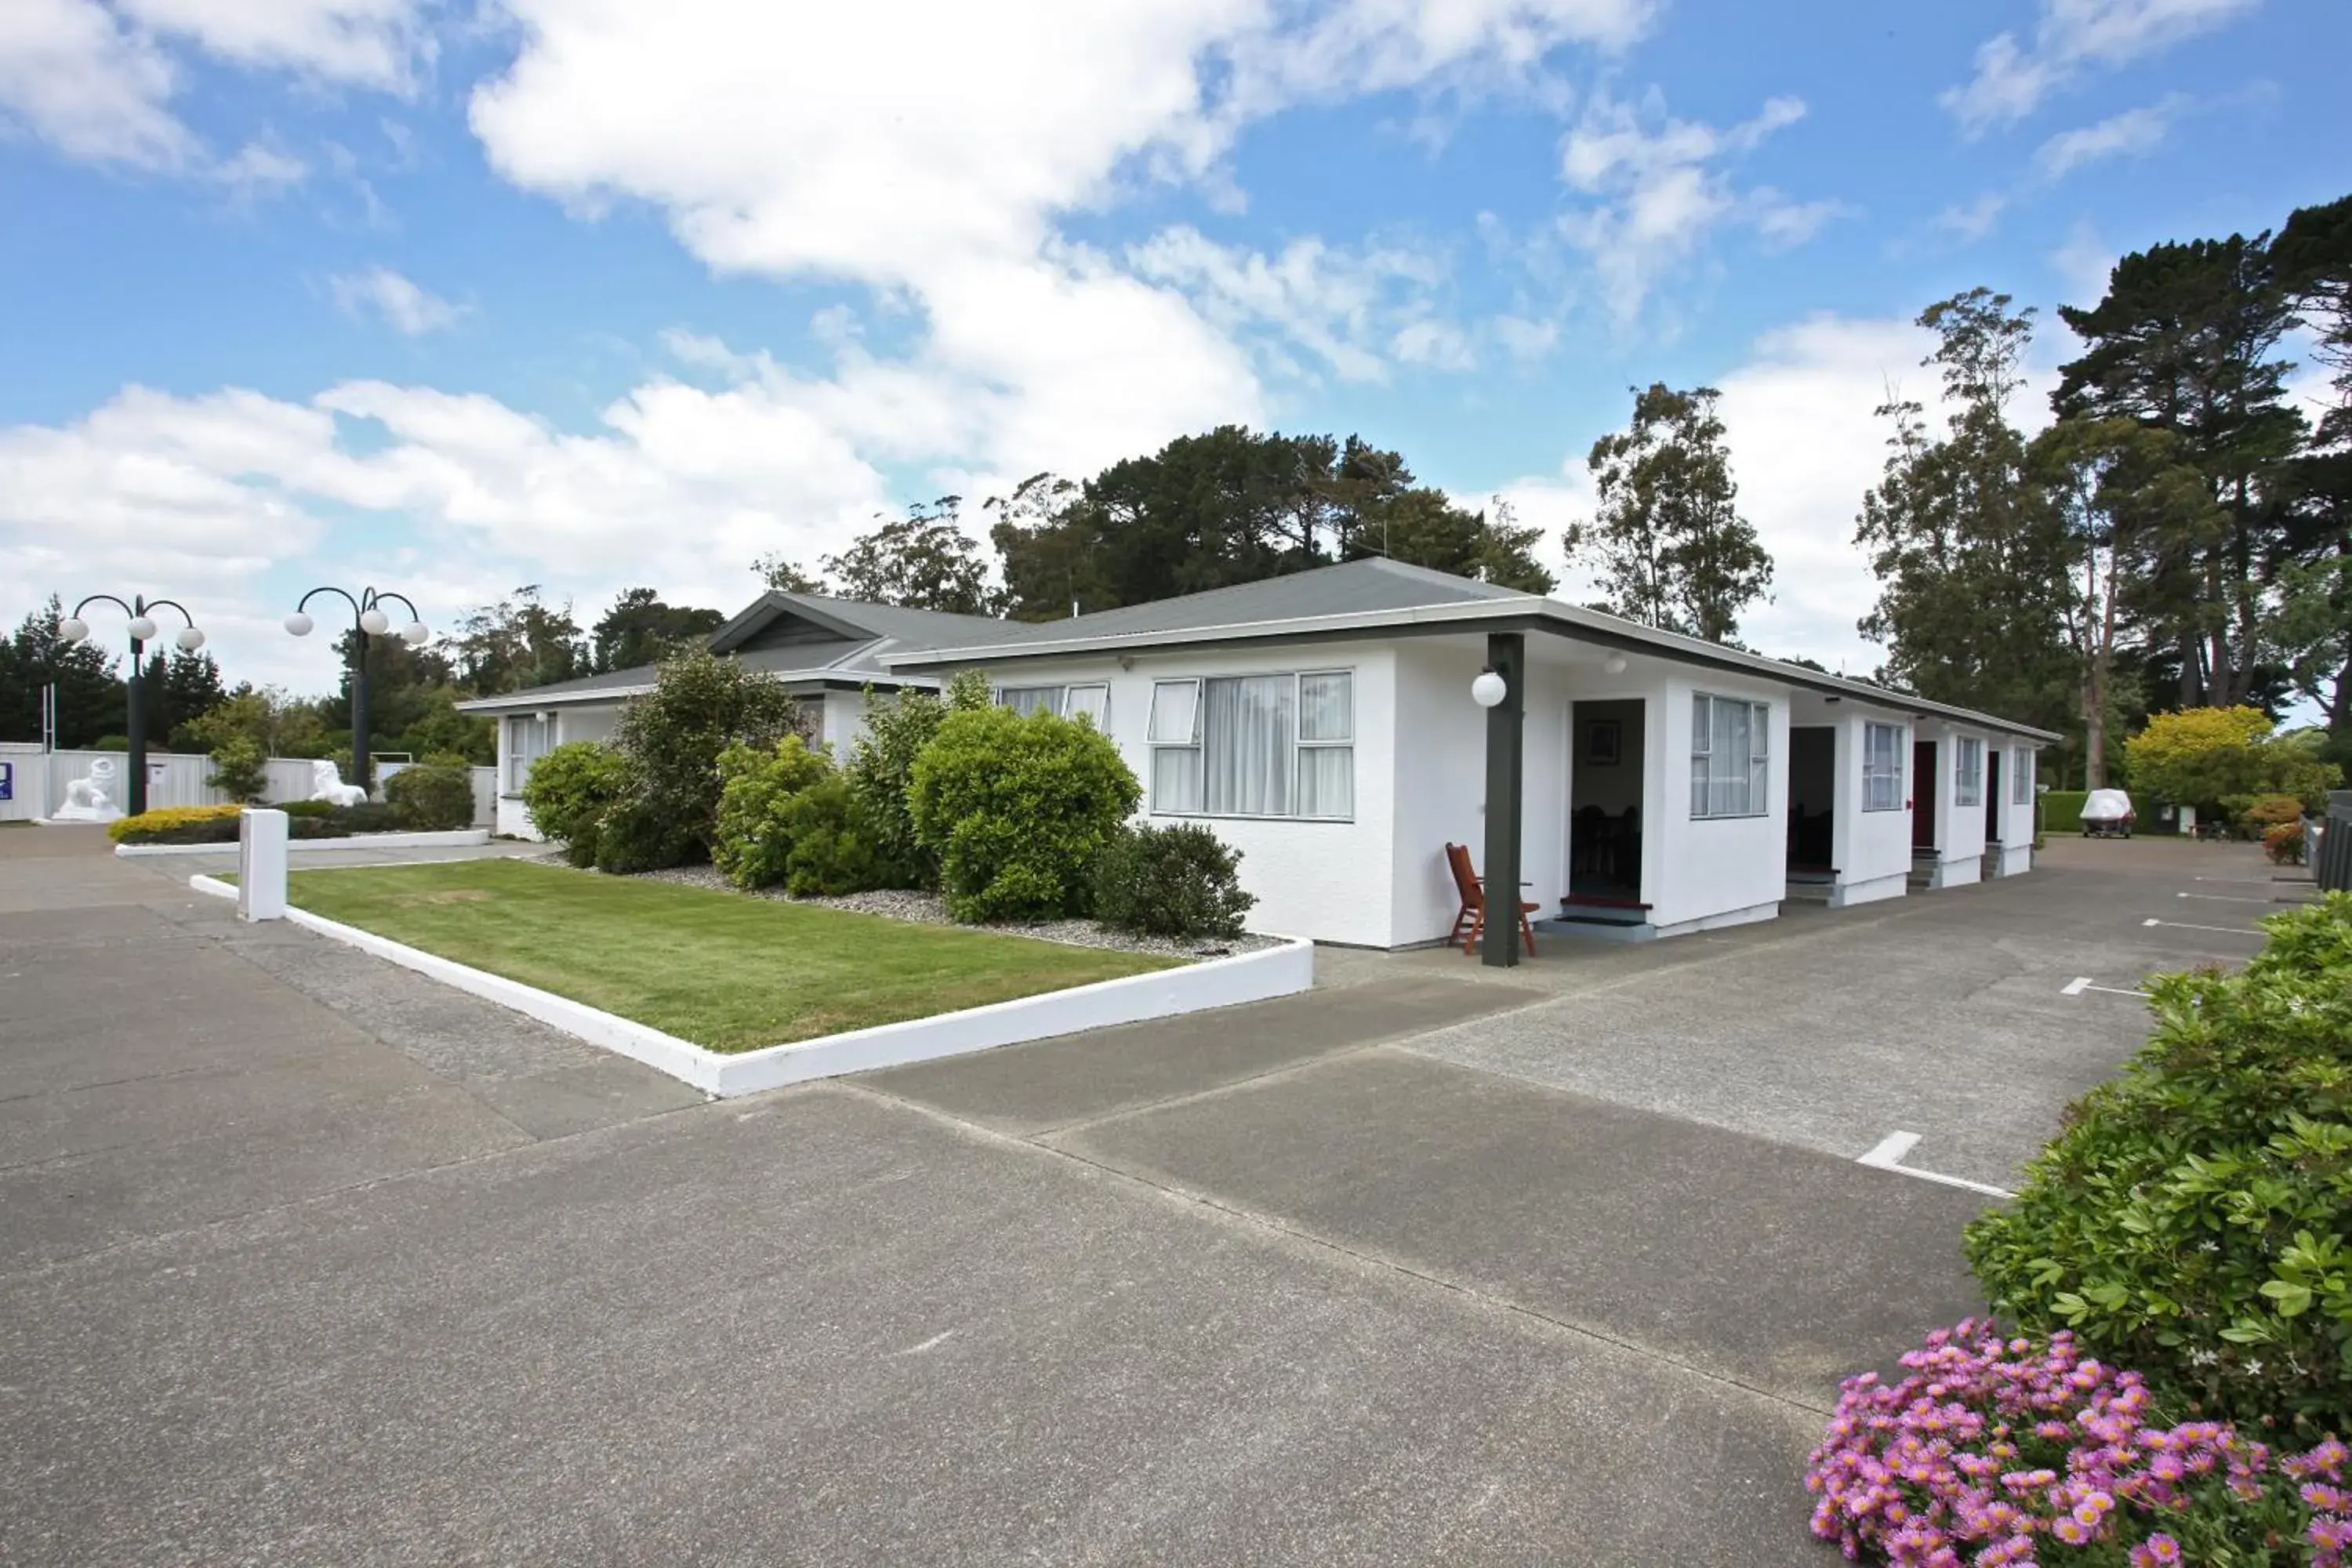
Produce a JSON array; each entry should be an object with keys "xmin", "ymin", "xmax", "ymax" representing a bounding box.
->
[{"xmin": 1584, "ymin": 719, "xmax": 1621, "ymax": 766}]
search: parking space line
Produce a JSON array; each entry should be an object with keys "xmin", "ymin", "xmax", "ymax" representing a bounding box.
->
[
  {"xmin": 2176, "ymin": 891, "xmax": 2280, "ymax": 905},
  {"xmin": 2062, "ymin": 976, "xmax": 2149, "ymax": 998},
  {"xmin": 1857, "ymin": 1131, "xmax": 2016, "ymax": 1200},
  {"xmin": 2143, "ymin": 917, "xmax": 2263, "ymax": 937},
  {"xmin": 2194, "ymin": 876, "xmax": 2274, "ymax": 885}
]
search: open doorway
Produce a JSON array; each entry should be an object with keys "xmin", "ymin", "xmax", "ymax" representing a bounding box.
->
[
  {"xmin": 1788, "ymin": 726, "xmax": 1835, "ymax": 878},
  {"xmin": 1984, "ymin": 750, "xmax": 2002, "ymax": 844},
  {"xmin": 1913, "ymin": 739, "xmax": 1939, "ymax": 851},
  {"xmin": 1568, "ymin": 699, "xmax": 1645, "ymax": 906}
]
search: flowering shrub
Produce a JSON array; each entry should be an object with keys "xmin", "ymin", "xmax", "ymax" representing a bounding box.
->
[
  {"xmin": 1807, "ymin": 1320, "xmax": 2348, "ymax": 1566},
  {"xmin": 2265, "ymin": 820, "xmax": 2306, "ymax": 866}
]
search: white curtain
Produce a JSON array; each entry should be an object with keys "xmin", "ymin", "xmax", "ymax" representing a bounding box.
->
[
  {"xmin": 1296, "ymin": 673, "xmax": 1352, "ymax": 818},
  {"xmin": 1691, "ymin": 695, "xmax": 1756, "ymax": 817},
  {"xmin": 1204, "ymin": 676, "xmax": 1291, "ymax": 815},
  {"xmin": 1000, "ymin": 686, "xmax": 1061, "ymax": 717},
  {"xmin": 1864, "ymin": 724, "xmax": 1904, "ymax": 811},
  {"xmin": 1065, "ymin": 684, "xmax": 1109, "ymax": 728}
]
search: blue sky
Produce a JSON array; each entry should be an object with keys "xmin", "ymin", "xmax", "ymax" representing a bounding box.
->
[{"xmin": 2, "ymin": 0, "xmax": 2343, "ymax": 693}]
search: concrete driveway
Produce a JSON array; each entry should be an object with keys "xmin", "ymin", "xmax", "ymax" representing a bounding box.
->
[{"xmin": 0, "ymin": 826, "xmax": 2278, "ymax": 1564}]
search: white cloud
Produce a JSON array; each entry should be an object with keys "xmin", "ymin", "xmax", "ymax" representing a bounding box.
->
[
  {"xmin": 0, "ymin": 0, "xmax": 426, "ymax": 177},
  {"xmin": 1554, "ymin": 90, "xmax": 1829, "ymax": 323},
  {"xmin": 2034, "ymin": 94, "xmax": 2183, "ymax": 178},
  {"xmin": 2050, "ymin": 220, "xmax": 2117, "ymax": 307},
  {"xmin": 213, "ymin": 140, "xmax": 309, "ymax": 196},
  {"xmin": 330, "ymin": 266, "xmax": 463, "ymax": 334},
  {"xmin": 1934, "ymin": 191, "xmax": 2009, "ymax": 243},
  {"xmin": 1942, "ymin": 0, "xmax": 2256, "ymax": 134}
]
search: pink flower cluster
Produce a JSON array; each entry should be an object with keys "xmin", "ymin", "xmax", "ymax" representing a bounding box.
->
[{"xmin": 1805, "ymin": 1320, "xmax": 2350, "ymax": 1566}]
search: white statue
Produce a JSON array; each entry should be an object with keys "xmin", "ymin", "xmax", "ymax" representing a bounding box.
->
[
  {"xmin": 53, "ymin": 756, "xmax": 124, "ymax": 822},
  {"xmin": 309, "ymin": 759, "xmax": 369, "ymax": 808}
]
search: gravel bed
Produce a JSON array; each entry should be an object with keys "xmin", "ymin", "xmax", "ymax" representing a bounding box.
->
[{"xmin": 628, "ymin": 865, "xmax": 1281, "ymax": 960}]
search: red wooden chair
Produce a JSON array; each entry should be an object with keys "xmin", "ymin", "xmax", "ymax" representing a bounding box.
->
[{"xmin": 1445, "ymin": 843, "xmax": 1537, "ymax": 957}]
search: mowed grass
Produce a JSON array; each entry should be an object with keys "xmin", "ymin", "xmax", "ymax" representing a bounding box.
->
[{"xmin": 278, "ymin": 858, "xmax": 1181, "ymax": 1052}]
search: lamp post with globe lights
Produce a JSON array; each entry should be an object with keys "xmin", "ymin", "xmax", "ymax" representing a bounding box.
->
[
  {"xmin": 58, "ymin": 593, "xmax": 205, "ymax": 817},
  {"xmin": 285, "ymin": 586, "xmax": 430, "ymax": 797}
]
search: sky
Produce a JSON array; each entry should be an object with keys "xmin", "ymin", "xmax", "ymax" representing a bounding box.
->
[{"xmin": 1, "ymin": 0, "xmax": 2345, "ymax": 697}]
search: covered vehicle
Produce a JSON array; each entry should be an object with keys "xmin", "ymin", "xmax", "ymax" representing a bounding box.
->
[{"xmin": 2081, "ymin": 788, "xmax": 2135, "ymax": 838}]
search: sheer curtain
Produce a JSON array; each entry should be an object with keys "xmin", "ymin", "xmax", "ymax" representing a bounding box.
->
[
  {"xmin": 1149, "ymin": 681, "xmax": 1203, "ymax": 811},
  {"xmin": 1296, "ymin": 673, "xmax": 1352, "ymax": 818},
  {"xmin": 1204, "ymin": 676, "xmax": 1291, "ymax": 815},
  {"xmin": 1000, "ymin": 686, "xmax": 1061, "ymax": 717}
]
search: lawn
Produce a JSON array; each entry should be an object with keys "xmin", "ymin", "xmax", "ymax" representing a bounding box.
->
[{"xmin": 274, "ymin": 858, "xmax": 1182, "ymax": 1052}]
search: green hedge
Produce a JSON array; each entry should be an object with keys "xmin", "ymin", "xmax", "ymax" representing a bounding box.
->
[{"xmin": 2041, "ymin": 789, "xmax": 2087, "ymax": 833}]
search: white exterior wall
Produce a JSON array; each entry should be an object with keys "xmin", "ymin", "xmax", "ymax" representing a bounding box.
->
[
  {"xmin": 956, "ymin": 642, "xmax": 1400, "ymax": 947},
  {"xmin": 1650, "ymin": 672, "xmax": 1787, "ymax": 934},
  {"xmin": 1830, "ymin": 709, "xmax": 1915, "ymax": 906},
  {"xmin": 1987, "ymin": 742, "xmax": 2038, "ymax": 876},
  {"xmin": 1918, "ymin": 723, "xmax": 1986, "ymax": 887},
  {"xmin": 818, "ymin": 691, "xmax": 870, "ymax": 757},
  {"xmin": 490, "ymin": 702, "xmax": 624, "ymax": 840}
]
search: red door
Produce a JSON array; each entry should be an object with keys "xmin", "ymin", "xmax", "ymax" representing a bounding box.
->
[{"xmin": 1912, "ymin": 740, "xmax": 1937, "ymax": 849}]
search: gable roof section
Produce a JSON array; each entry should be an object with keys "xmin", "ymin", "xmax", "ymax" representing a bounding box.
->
[{"xmin": 706, "ymin": 591, "xmax": 1029, "ymax": 655}]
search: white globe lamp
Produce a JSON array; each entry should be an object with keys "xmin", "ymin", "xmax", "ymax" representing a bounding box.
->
[
  {"xmin": 175, "ymin": 625, "xmax": 205, "ymax": 652},
  {"xmin": 1470, "ymin": 670, "xmax": 1507, "ymax": 710},
  {"xmin": 59, "ymin": 616, "xmax": 89, "ymax": 644},
  {"xmin": 1602, "ymin": 652, "xmax": 1628, "ymax": 677},
  {"xmin": 125, "ymin": 615, "xmax": 158, "ymax": 642},
  {"xmin": 358, "ymin": 606, "xmax": 391, "ymax": 636},
  {"xmin": 284, "ymin": 612, "xmax": 314, "ymax": 637},
  {"xmin": 401, "ymin": 620, "xmax": 430, "ymax": 647}
]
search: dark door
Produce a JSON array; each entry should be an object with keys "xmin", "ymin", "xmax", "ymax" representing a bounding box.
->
[
  {"xmin": 1912, "ymin": 740, "xmax": 1937, "ymax": 849},
  {"xmin": 1985, "ymin": 750, "xmax": 2002, "ymax": 841}
]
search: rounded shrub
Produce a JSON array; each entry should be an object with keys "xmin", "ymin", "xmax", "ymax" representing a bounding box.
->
[
  {"xmin": 109, "ymin": 804, "xmax": 244, "ymax": 844},
  {"xmin": 1964, "ymin": 893, "xmax": 2352, "ymax": 1439},
  {"xmin": 775, "ymin": 775, "xmax": 886, "ymax": 896},
  {"xmin": 521, "ymin": 741, "xmax": 629, "ymax": 868},
  {"xmin": 907, "ymin": 704, "xmax": 1140, "ymax": 924},
  {"xmin": 609, "ymin": 646, "xmax": 802, "ymax": 866},
  {"xmin": 1091, "ymin": 822, "xmax": 1255, "ymax": 940},
  {"xmin": 712, "ymin": 735, "xmax": 834, "ymax": 890},
  {"xmin": 382, "ymin": 755, "xmax": 476, "ymax": 831}
]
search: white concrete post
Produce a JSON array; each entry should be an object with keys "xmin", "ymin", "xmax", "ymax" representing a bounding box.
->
[{"xmin": 238, "ymin": 808, "xmax": 289, "ymax": 922}]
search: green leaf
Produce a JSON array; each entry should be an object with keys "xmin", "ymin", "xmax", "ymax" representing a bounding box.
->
[{"xmin": 2259, "ymin": 1280, "xmax": 2314, "ymax": 1316}]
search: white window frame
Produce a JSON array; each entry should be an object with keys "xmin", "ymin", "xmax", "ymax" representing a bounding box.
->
[
  {"xmin": 503, "ymin": 712, "xmax": 553, "ymax": 794},
  {"xmin": 2011, "ymin": 747, "xmax": 2033, "ymax": 806},
  {"xmin": 1148, "ymin": 670, "xmax": 1355, "ymax": 822},
  {"xmin": 1863, "ymin": 722, "xmax": 1906, "ymax": 812},
  {"xmin": 1954, "ymin": 736, "xmax": 1984, "ymax": 808},
  {"xmin": 1690, "ymin": 692, "xmax": 1770, "ymax": 820},
  {"xmin": 994, "ymin": 682, "xmax": 1110, "ymax": 728}
]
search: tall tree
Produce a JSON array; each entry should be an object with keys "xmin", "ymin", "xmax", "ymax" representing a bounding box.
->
[
  {"xmin": 2272, "ymin": 194, "xmax": 2352, "ymax": 764},
  {"xmin": 823, "ymin": 499, "xmax": 1004, "ymax": 615},
  {"xmin": 591, "ymin": 588, "xmax": 725, "ymax": 672},
  {"xmin": 750, "ymin": 554, "xmax": 827, "ymax": 595},
  {"xmin": 2, "ymin": 597, "xmax": 125, "ymax": 746},
  {"xmin": 1854, "ymin": 291, "xmax": 2076, "ymax": 728},
  {"xmin": 2055, "ymin": 234, "xmax": 2307, "ymax": 709},
  {"xmin": 1347, "ymin": 488, "xmax": 1556, "ymax": 592},
  {"xmin": 143, "ymin": 648, "xmax": 227, "ymax": 750},
  {"xmin": 1566, "ymin": 383, "xmax": 1772, "ymax": 641},
  {"xmin": 446, "ymin": 586, "xmax": 588, "ymax": 698}
]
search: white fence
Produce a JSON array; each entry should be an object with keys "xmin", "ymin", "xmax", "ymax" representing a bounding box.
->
[{"xmin": 0, "ymin": 744, "xmax": 497, "ymax": 826}]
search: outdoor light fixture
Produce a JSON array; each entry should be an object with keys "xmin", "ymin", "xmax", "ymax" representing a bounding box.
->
[
  {"xmin": 285, "ymin": 585, "xmax": 430, "ymax": 797},
  {"xmin": 60, "ymin": 592, "xmax": 205, "ymax": 816},
  {"xmin": 1471, "ymin": 668, "xmax": 1507, "ymax": 709},
  {"xmin": 1602, "ymin": 652, "xmax": 1628, "ymax": 677}
]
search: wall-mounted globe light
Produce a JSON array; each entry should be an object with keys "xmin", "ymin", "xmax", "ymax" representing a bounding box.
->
[
  {"xmin": 285, "ymin": 612, "xmax": 315, "ymax": 637},
  {"xmin": 1470, "ymin": 669, "xmax": 1507, "ymax": 709},
  {"xmin": 1602, "ymin": 652, "xmax": 1628, "ymax": 677}
]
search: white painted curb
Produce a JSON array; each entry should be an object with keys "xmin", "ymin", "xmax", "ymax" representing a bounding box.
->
[
  {"xmin": 187, "ymin": 873, "xmax": 1314, "ymax": 1097},
  {"xmin": 122, "ymin": 829, "xmax": 489, "ymax": 858}
]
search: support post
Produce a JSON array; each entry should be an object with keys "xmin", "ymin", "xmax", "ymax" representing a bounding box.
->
[
  {"xmin": 348, "ymin": 633, "xmax": 372, "ymax": 798},
  {"xmin": 1482, "ymin": 631, "xmax": 1526, "ymax": 967},
  {"xmin": 238, "ymin": 808, "xmax": 289, "ymax": 922},
  {"xmin": 125, "ymin": 627, "xmax": 149, "ymax": 817}
]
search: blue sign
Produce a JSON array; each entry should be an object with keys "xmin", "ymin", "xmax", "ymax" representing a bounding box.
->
[{"xmin": 0, "ymin": 760, "xmax": 11, "ymax": 800}]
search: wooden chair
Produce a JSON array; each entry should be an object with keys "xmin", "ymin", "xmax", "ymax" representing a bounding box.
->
[{"xmin": 1445, "ymin": 842, "xmax": 1537, "ymax": 957}]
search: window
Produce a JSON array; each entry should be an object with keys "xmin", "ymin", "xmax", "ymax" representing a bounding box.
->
[
  {"xmin": 504, "ymin": 713, "xmax": 552, "ymax": 793},
  {"xmin": 1690, "ymin": 693, "xmax": 1769, "ymax": 818},
  {"xmin": 996, "ymin": 683, "xmax": 1110, "ymax": 728},
  {"xmin": 1149, "ymin": 671, "xmax": 1353, "ymax": 820},
  {"xmin": 2012, "ymin": 747, "xmax": 2033, "ymax": 805},
  {"xmin": 1954, "ymin": 737, "xmax": 1984, "ymax": 808},
  {"xmin": 1863, "ymin": 723, "xmax": 1905, "ymax": 811}
]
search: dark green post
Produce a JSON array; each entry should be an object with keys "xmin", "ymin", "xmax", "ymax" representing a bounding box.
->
[{"xmin": 1482, "ymin": 630, "xmax": 1526, "ymax": 968}]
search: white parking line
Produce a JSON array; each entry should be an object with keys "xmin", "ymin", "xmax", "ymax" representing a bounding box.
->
[
  {"xmin": 2062, "ymin": 976, "xmax": 2149, "ymax": 998},
  {"xmin": 2176, "ymin": 891, "xmax": 2279, "ymax": 905},
  {"xmin": 2194, "ymin": 876, "xmax": 2274, "ymax": 885},
  {"xmin": 2143, "ymin": 917, "xmax": 2263, "ymax": 937},
  {"xmin": 1857, "ymin": 1131, "xmax": 2016, "ymax": 1200}
]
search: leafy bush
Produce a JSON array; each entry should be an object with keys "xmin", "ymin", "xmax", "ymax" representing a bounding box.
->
[
  {"xmin": 844, "ymin": 671, "xmax": 993, "ymax": 890},
  {"xmin": 2267, "ymin": 820, "xmax": 2308, "ymax": 866},
  {"xmin": 320, "ymin": 801, "xmax": 398, "ymax": 836},
  {"xmin": 278, "ymin": 798, "xmax": 337, "ymax": 818},
  {"xmin": 205, "ymin": 737, "xmax": 268, "ymax": 802},
  {"xmin": 1807, "ymin": 1319, "xmax": 2347, "ymax": 1566},
  {"xmin": 712, "ymin": 735, "xmax": 834, "ymax": 889},
  {"xmin": 91, "ymin": 735, "xmax": 129, "ymax": 751},
  {"xmin": 1092, "ymin": 822, "xmax": 1255, "ymax": 939},
  {"xmin": 908, "ymin": 702, "xmax": 1141, "ymax": 923},
  {"xmin": 608, "ymin": 647, "xmax": 803, "ymax": 868},
  {"xmin": 1965, "ymin": 893, "xmax": 2352, "ymax": 1438},
  {"xmin": 2129, "ymin": 706, "xmax": 2341, "ymax": 819},
  {"xmin": 2042, "ymin": 789, "xmax": 2088, "ymax": 834},
  {"xmin": 774, "ymin": 775, "xmax": 887, "ymax": 896},
  {"xmin": 110, "ymin": 804, "xmax": 244, "ymax": 844},
  {"xmin": 382, "ymin": 755, "xmax": 477, "ymax": 830},
  {"xmin": 590, "ymin": 793, "xmax": 695, "ymax": 875},
  {"xmin": 521, "ymin": 742, "xmax": 629, "ymax": 868}
]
